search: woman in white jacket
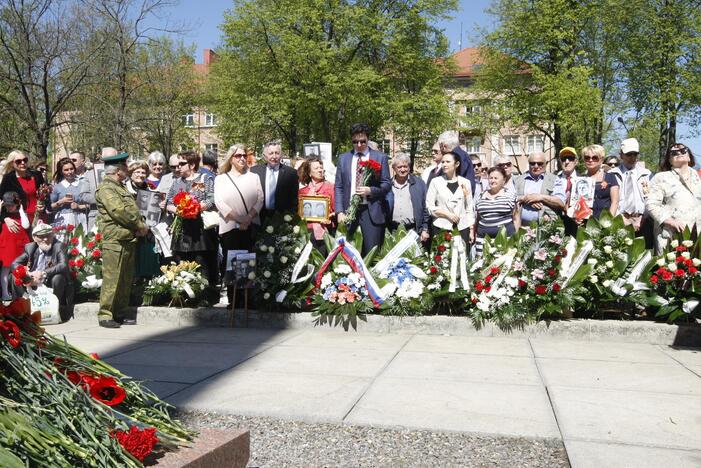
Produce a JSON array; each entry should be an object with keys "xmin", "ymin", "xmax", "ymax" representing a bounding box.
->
[{"xmin": 426, "ymin": 152, "xmax": 475, "ymax": 245}]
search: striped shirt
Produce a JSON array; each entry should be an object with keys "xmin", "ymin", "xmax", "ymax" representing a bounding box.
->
[{"xmin": 476, "ymin": 191, "xmax": 516, "ymax": 231}]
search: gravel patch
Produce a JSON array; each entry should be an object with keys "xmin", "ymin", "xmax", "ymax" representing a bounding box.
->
[{"xmin": 176, "ymin": 410, "xmax": 570, "ymax": 467}]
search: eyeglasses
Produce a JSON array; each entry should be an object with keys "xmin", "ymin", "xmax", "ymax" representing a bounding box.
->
[
  {"xmin": 583, "ymin": 156, "xmax": 600, "ymax": 162},
  {"xmin": 177, "ymin": 161, "xmax": 189, "ymax": 167},
  {"xmin": 497, "ymin": 162, "xmax": 512, "ymax": 168},
  {"xmin": 352, "ymin": 139, "xmax": 367, "ymax": 145},
  {"xmin": 473, "ymin": 163, "xmax": 482, "ymax": 168},
  {"xmin": 232, "ymin": 153, "xmax": 246, "ymax": 159},
  {"xmin": 670, "ymin": 148, "xmax": 688, "ymax": 157},
  {"xmin": 169, "ymin": 165, "xmax": 178, "ymax": 169},
  {"xmin": 529, "ymin": 161, "xmax": 545, "ymax": 167},
  {"xmin": 608, "ymin": 162, "xmax": 620, "ymax": 167},
  {"xmin": 14, "ymin": 158, "xmax": 28, "ymax": 164},
  {"xmin": 560, "ymin": 156, "xmax": 576, "ymax": 163}
]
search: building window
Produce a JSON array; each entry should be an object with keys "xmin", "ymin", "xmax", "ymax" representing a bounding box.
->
[
  {"xmin": 526, "ymin": 135, "xmax": 544, "ymax": 154},
  {"xmin": 504, "ymin": 135, "xmax": 521, "ymax": 155},
  {"xmin": 380, "ymin": 139, "xmax": 391, "ymax": 154},
  {"xmin": 465, "ymin": 104, "xmax": 482, "ymax": 114},
  {"xmin": 465, "ymin": 136, "xmax": 482, "ymax": 154},
  {"xmin": 182, "ymin": 113, "xmax": 195, "ymax": 127},
  {"xmin": 204, "ymin": 113, "xmax": 217, "ymax": 127},
  {"xmin": 205, "ymin": 143, "xmax": 218, "ymax": 153}
]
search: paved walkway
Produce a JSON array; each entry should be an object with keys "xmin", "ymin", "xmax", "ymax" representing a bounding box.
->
[{"xmin": 50, "ymin": 320, "xmax": 701, "ymax": 467}]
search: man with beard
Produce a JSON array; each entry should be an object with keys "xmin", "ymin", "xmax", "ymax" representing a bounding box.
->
[{"xmin": 11, "ymin": 222, "xmax": 74, "ymax": 322}]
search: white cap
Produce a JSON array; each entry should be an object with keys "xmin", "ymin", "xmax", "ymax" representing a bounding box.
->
[{"xmin": 621, "ymin": 138, "xmax": 639, "ymax": 154}]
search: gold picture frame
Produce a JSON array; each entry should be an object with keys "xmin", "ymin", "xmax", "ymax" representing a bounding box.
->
[{"xmin": 299, "ymin": 195, "xmax": 331, "ymax": 223}]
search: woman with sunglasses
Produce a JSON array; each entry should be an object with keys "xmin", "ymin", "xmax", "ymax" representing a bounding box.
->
[
  {"xmin": 214, "ymin": 144, "xmax": 263, "ymax": 303},
  {"xmin": 167, "ymin": 151, "xmax": 219, "ymax": 304},
  {"xmin": 646, "ymin": 143, "xmax": 701, "ymax": 252},
  {"xmin": 0, "ymin": 150, "xmax": 46, "ymax": 226},
  {"xmin": 581, "ymin": 144, "xmax": 619, "ymax": 219}
]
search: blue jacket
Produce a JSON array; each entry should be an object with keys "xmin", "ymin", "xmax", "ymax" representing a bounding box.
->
[
  {"xmin": 334, "ymin": 149, "xmax": 391, "ymax": 225},
  {"xmin": 386, "ymin": 174, "xmax": 430, "ymax": 233}
]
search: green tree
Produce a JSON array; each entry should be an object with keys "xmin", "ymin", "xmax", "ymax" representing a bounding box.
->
[{"xmin": 211, "ymin": 0, "xmax": 456, "ymax": 160}]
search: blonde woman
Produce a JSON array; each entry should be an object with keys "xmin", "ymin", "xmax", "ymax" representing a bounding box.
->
[
  {"xmin": 0, "ymin": 150, "xmax": 47, "ymax": 224},
  {"xmin": 581, "ymin": 144, "xmax": 619, "ymax": 219}
]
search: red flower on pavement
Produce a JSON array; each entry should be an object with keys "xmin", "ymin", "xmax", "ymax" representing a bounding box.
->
[
  {"xmin": 0, "ymin": 320, "xmax": 22, "ymax": 348},
  {"xmin": 485, "ymin": 286, "xmax": 491, "ymax": 293},
  {"xmin": 471, "ymin": 297, "xmax": 478, "ymax": 304},
  {"xmin": 553, "ymin": 255, "xmax": 562, "ymax": 264},
  {"xmin": 552, "ymin": 283, "xmax": 561, "ymax": 292},
  {"xmin": 89, "ymin": 375, "xmax": 126, "ymax": 406},
  {"xmin": 534, "ymin": 285, "xmax": 547, "ymax": 295},
  {"xmin": 650, "ymin": 275, "xmax": 659, "ymax": 284},
  {"xmin": 112, "ymin": 426, "xmax": 159, "ymax": 462},
  {"xmin": 490, "ymin": 267, "xmax": 500, "ymax": 275},
  {"xmin": 92, "ymin": 249, "xmax": 101, "ymax": 259},
  {"xmin": 560, "ymin": 248, "xmax": 568, "ymax": 256},
  {"xmin": 484, "ymin": 275, "xmax": 493, "ymax": 284},
  {"xmin": 70, "ymin": 271, "xmax": 78, "ymax": 279}
]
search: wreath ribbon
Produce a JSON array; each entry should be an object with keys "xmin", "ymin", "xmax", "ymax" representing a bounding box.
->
[{"xmin": 449, "ymin": 236, "xmax": 469, "ymax": 292}]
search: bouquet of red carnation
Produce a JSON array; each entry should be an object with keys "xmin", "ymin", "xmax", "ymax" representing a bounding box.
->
[
  {"xmin": 650, "ymin": 239, "xmax": 701, "ymax": 321},
  {"xmin": 12, "ymin": 265, "xmax": 32, "ymax": 286},
  {"xmin": 170, "ymin": 191, "xmax": 202, "ymax": 236},
  {"xmin": 33, "ymin": 183, "xmax": 53, "ymax": 227},
  {"xmin": 345, "ymin": 159, "xmax": 382, "ymax": 225}
]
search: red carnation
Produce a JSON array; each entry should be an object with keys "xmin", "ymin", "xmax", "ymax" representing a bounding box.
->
[
  {"xmin": 95, "ymin": 233, "xmax": 102, "ymax": 241},
  {"xmin": 675, "ymin": 269, "xmax": 685, "ymax": 277},
  {"xmin": 485, "ymin": 286, "xmax": 491, "ymax": 293},
  {"xmin": 0, "ymin": 320, "xmax": 22, "ymax": 348},
  {"xmin": 429, "ymin": 266, "xmax": 438, "ymax": 274},
  {"xmin": 112, "ymin": 426, "xmax": 159, "ymax": 462},
  {"xmin": 517, "ymin": 279, "xmax": 527, "ymax": 287},
  {"xmin": 70, "ymin": 270, "xmax": 78, "ymax": 279},
  {"xmin": 484, "ymin": 275, "xmax": 493, "ymax": 284},
  {"xmin": 689, "ymin": 267, "xmax": 698, "ymax": 275},
  {"xmin": 675, "ymin": 246, "xmax": 687, "ymax": 252},
  {"xmin": 656, "ymin": 267, "xmax": 667, "ymax": 275},
  {"xmin": 434, "ymin": 255, "xmax": 442, "ymax": 263},
  {"xmin": 553, "ymin": 255, "xmax": 561, "ymax": 264},
  {"xmin": 88, "ymin": 375, "xmax": 126, "ymax": 406},
  {"xmin": 437, "ymin": 244, "xmax": 446, "ymax": 253},
  {"xmin": 76, "ymin": 258, "xmax": 85, "ymax": 268},
  {"xmin": 650, "ymin": 275, "xmax": 659, "ymax": 284},
  {"xmin": 661, "ymin": 270, "xmax": 674, "ymax": 281},
  {"xmin": 444, "ymin": 232, "xmax": 452, "ymax": 241},
  {"xmin": 676, "ymin": 255, "xmax": 685, "ymax": 263},
  {"xmin": 70, "ymin": 248, "xmax": 79, "ymax": 256},
  {"xmin": 471, "ymin": 297, "xmax": 478, "ymax": 304},
  {"xmin": 87, "ymin": 241, "xmax": 95, "ymax": 249},
  {"xmin": 490, "ymin": 267, "xmax": 500, "ymax": 275},
  {"xmin": 66, "ymin": 224, "xmax": 74, "ymax": 232},
  {"xmin": 548, "ymin": 269, "xmax": 557, "ymax": 277},
  {"xmin": 534, "ymin": 285, "xmax": 547, "ymax": 295},
  {"xmin": 560, "ymin": 248, "xmax": 568, "ymax": 256},
  {"xmin": 92, "ymin": 249, "xmax": 101, "ymax": 259},
  {"xmin": 90, "ymin": 353, "xmax": 101, "ymax": 360},
  {"xmin": 70, "ymin": 237, "xmax": 79, "ymax": 245},
  {"xmin": 69, "ymin": 260, "xmax": 76, "ymax": 268},
  {"xmin": 685, "ymin": 259, "xmax": 694, "ymax": 267},
  {"xmin": 475, "ymin": 281, "xmax": 484, "ymax": 292},
  {"xmin": 552, "ymin": 283, "xmax": 561, "ymax": 292}
]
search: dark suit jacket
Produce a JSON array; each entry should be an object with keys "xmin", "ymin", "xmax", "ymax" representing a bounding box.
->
[
  {"xmin": 452, "ymin": 146, "xmax": 476, "ymax": 194},
  {"xmin": 386, "ymin": 175, "xmax": 430, "ymax": 233},
  {"xmin": 11, "ymin": 239, "xmax": 69, "ymax": 280},
  {"xmin": 0, "ymin": 169, "xmax": 46, "ymax": 209},
  {"xmin": 251, "ymin": 164, "xmax": 299, "ymax": 214},
  {"xmin": 334, "ymin": 149, "xmax": 391, "ymax": 225}
]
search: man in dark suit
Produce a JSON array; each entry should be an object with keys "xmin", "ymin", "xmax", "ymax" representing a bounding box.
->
[
  {"xmin": 11, "ymin": 222, "xmax": 74, "ymax": 322},
  {"xmin": 335, "ymin": 123, "xmax": 391, "ymax": 255},
  {"xmin": 251, "ymin": 141, "xmax": 299, "ymax": 220},
  {"xmin": 438, "ymin": 130, "xmax": 476, "ymax": 194}
]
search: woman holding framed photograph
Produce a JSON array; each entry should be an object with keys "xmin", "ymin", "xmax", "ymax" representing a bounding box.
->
[{"xmin": 298, "ymin": 156, "xmax": 335, "ymax": 253}]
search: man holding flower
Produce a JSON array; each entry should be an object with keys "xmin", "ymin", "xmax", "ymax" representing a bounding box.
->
[{"xmin": 334, "ymin": 123, "xmax": 391, "ymax": 255}]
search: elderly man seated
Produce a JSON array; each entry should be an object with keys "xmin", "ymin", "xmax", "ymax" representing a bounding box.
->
[{"xmin": 11, "ymin": 222, "xmax": 74, "ymax": 322}]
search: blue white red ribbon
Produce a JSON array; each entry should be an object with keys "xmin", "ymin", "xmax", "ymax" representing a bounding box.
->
[{"xmin": 314, "ymin": 236, "xmax": 385, "ymax": 306}]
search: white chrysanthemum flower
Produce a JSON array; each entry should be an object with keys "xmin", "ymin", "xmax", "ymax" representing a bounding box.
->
[
  {"xmin": 293, "ymin": 226, "xmax": 300, "ymax": 234},
  {"xmin": 682, "ymin": 240, "xmax": 693, "ymax": 247},
  {"xmin": 280, "ymin": 256, "xmax": 288, "ymax": 264},
  {"xmin": 260, "ymin": 245, "xmax": 268, "ymax": 252},
  {"xmin": 334, "ymin": 264, "xmax": 352, "ymax": 275},
  {"xmin": 320, "ymin": 273, "xmax": 332, "ymax": 289},
  {"xmin": 605, "ymin": 260, "xmax": 614, "ymax": 268},
  {"xmin": 694, "ymin": 259, "xmax": 701, "ymax": 266},
  {"xmin": 603, "ymin": 279, "xmax": 612, "ymax": 287},
  {"xmin": 603, "ymin": 245, "xmax": 612, "ymax": 254},
  {"xmin": 263, "ymin": 271, "xmax": 271, "ymax": 278},
  {"xmin": 284, "ymin": 214, "xmax": 293, "ymax": 222},
  {"xmin": 624, "ymin": 238, "xmax": 633, "ymax": 246},
  {"xmin": 248, "ymin": 272, "xmax": 256, "ymax": 280},
  {"xmin": 248, "ymin": 260, "xmax": 256, "ymax": 267},
  {"xmin": 294, "ymin": 247, "xmax": 301, "ymax": 254},
  {"xmin": 671, "ymin": 240, "xmax": 679, "ymax": 248},
  {"xmin": 682, "ymin": 252, "xmax": 691, "ymax": 259},
  {"xmin": 266, "ymin": 226, "xmax": 274, "ymax": 234},
  {"xmin": 587, "ymin": 258, "xmax": 597, "ymax": 265},
  {"xmin": 268, "ymin": 247, "xmax": 275, "ymax": 254},
  {"xmin": 263, "ymin": 292, "xmax": 270, "ymax": 300},
  {"xmin": 667, "ymin": 252, "xmax": 676, "ymax": 260},
  {"xmin": 591, "ymin": 275, "xmax": 598, "ymax": 283}
]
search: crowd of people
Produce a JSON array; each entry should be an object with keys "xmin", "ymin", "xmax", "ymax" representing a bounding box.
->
[{"xmin": 0, "ymin": 122, "xmax": 699, "ymax": 328}]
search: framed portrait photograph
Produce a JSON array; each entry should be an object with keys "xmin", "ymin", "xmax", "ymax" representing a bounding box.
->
[
  {"xmin": 299, "ymin": 195, "xmax": 331, "ymax": 223},
  {"xmin": 303, "ymin": 143, "xmax": 321, "ymax": 158}
]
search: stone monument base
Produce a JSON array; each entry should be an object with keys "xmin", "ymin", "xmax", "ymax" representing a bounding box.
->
[{"xmin": 156, "ymin": 428, "xmax": 249, "ymax": 467}]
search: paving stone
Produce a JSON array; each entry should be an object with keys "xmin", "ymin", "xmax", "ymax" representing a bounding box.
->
[
  {"xmin": 565, "ymin": 440, "xmax": 701, "ymax": 468},
  {"xmin": 345, "ymin": 376, "xmax": 560, "ymax": 439},
  {"xmin": 157, "ymin": 327, "xmax": 302, "ymax": 346},
  {"xmin": 141, "ymin": 381, "xmax": 191, "ymax": 399},
  {"xmin": 549, "ymin": 386, "xmax": 701, "ymax": 450},
  {"xmin": 279, "ymin": 329, "xmax": 410, "ymax": 350},
  {"xmin": 531, "ymin": 339, "xmax": 677, "ymax": 364},
  {"xmin": 659, "ymin": 346, "xmax": 701, "ymax": 367},
  {"xmin": 384, "ymin": 351, "xmax": 542, "ymax": 386},
  {"xmin": 105, "ymin": 342, "xmax": 268, "ymax": 368},
  {"xmin": 404, "ymin": 335, "xmax": 533, "ymax": 357},
  {"xmin": 53, "ymin": 336, "xmax": 148, "ymax": 358},
  {"xmin": 168, "ymin": 370, "xmax": 371, "ymax": 422},
  {"xmin": 109, "ymin": 363, "xmax": 226, "ymax": 384}
]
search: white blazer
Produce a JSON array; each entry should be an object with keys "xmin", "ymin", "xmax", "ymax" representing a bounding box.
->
[{"xmin": 426, "ymin": 175, "xmax": 475, "ymax": 231}]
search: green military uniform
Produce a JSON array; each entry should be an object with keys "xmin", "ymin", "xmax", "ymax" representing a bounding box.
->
[{"xmin": 96, "ymin": 159, "xmax": 146, "ymax": 323}]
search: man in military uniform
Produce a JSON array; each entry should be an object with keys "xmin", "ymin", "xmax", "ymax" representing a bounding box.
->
[{"xmin": 95, "ymin": 152, "xmax": 148, "ymax": 328}]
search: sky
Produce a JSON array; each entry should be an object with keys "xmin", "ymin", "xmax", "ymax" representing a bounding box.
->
[{"xmin": 165, "ymin": 0, "xmax": 699, "ymax": 155}]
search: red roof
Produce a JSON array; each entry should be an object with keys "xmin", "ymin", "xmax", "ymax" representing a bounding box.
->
[{"xmin": 451, "ymin": 47, "xmax": 485, "ymax": 78}]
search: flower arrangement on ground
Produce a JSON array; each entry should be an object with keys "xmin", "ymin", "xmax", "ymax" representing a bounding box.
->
[
  {"xmin": 254, "ymin": 212, "xmax": 318, "ymax": 307},
  {"xmin": 649, "ymin": 237, "xmax": 701, "ymax": 321},
  {"xmin": 144, "ymin": 261, "xmax": 209, "ymax": 307},
  {"xmin": 344, "ymin": 159, "xmax": 382, "ymax": 225},
  {"xmin": 379, "ymin": 257, "xmax": 431, "ymax": 316},
  {"xmin": 170, "ymin": 191, "xmax": 201, "ymax": 237},
  {"xmin": 0, "ymin": 298, "xmax": 194, "ymax": 466},
  {"xmin": 313, "ymin": 263, "xmax": 375, "ymax": 321},
  {"xmin": 422, "ymin": 229, "xmax": 468, "ymax": 313}
]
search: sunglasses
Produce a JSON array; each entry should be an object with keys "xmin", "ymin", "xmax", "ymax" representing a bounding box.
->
[
  {"xmin": 529, "ymin": 161, "xmax": 545, "ymax": 167},
  {"xmin": 560, "ymin": 156, "xmax": 576, "ymax": 162},
  {"xmin": 670, "ymin": 148, "xmax": 688, "ymax": 157},
  {"xmin": 623, "ymin": 152, "xmax": 639, "ymax": 157},
  {"xmin": 497, "ymin": 162, "xmax": 512, "ymax": 168},
  {"xmin": 177, "ymin": 161, "xmax": 189, "ymax": 167},
  {"xmin": 14, "ymin": 158, "xmax": 28, "ymax": 164},
  {"xmin": 608, "ymin": 162, "xmax": 619, "ymax": 167},
  {"xmin": 169, "ymin": 165, "xmax": 178, "ymax": 169},
  {"xmin": 473, "ymin": 162, "xmax": 482, "ymax": 168},
  {"xmin": 232, "ymin": 153, "xmax": 246, "ymax": 159},
  {"xmin": 352, "ymin": 139, "xmax": 367, "ymax": 145},
  {"xmin": 583, "ymin": 156, "xmax": 600, "ymax": 162}
]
